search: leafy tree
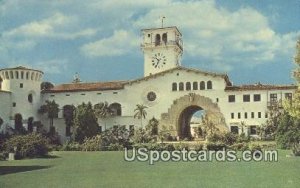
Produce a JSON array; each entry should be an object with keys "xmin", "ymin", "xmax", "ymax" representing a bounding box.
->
[
  {"xmin": 201, "ymin": 113, "xmax": 218, "ymax": 136},
  {"xmin": 40, "ymin": 82, "xmax": 54, "ymax": 90},
  {"xmin": 14, "ymin": 114, "xmax": 26, "ymax": 134},
  {"xmin": 94, "ymin": 102, "xmax": 112, "ymax": 130},
  {"xmin": 39, "ymin": 100, "xmax": 59, "ymax": 133},
  {"xmin": 73, "ymin": 102, "xmax": 99, "ymax": 143},
  {"xmin": 134, "ymin": 104, "xmax": 148, "ymax": 128},
  {"xmin": 0, "ymin": 117, "xmax": 3, "ymax": 128},
  {"xmin": 260, "ymin": 104, "xmax": 282, "ymax": 140},
  {"xmin": 145, "ymin": 117, "xmax": 158, "ymax": 136},
  {"xmin": 63, "ymin": 105, "xmax": 75, "ymax": 137},
  {"xmin": 276, "ymin": 112, "xmax": 300, "ymax": 155}
]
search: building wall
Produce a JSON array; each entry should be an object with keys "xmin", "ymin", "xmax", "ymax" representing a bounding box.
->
[{"xmin": 0, "ymin": 91, "xmax": 12, "ymax": 129}]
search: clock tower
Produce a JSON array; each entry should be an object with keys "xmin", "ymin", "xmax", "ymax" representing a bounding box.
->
[{"xmin": 141, "ymin": 26, "xmax": 183, "ymax": 76}]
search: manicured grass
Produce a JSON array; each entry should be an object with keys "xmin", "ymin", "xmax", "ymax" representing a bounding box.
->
[{"xmin": 0, "ymin": 150, "xmax": 300, "ymax": 188}]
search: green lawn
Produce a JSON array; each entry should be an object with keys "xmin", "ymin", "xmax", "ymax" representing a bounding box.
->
[{"xmin": 0, "ymin": 150, "xmax": 299, "ymax": 188}]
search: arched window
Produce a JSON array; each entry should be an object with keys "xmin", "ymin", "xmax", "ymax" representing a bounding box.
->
[
  {"xmin": 200, "ymin": 81, "xmax": 205, "ymax": 90},
  {"xmin": 110, "ymin": 103, "xmax": 122, "ymax": 116},
  {"xmin": 21, "ymin": 71, "xmax": 24, "ymax": 79},
  {"xmin": 10, "ymin": 71, "xmax": 14, "ymax": 79},
  {"xmin": 31, "ymin": 72, "xmax": 34, "ymax": 80},
  {"xmin": 0, "ymin": 76, "xmax": 2, "ymax": 90},
  {"xmin": 35, "ymin": 72, "xmax": 39, "ymax": 81},
  {"xmin": 172, "ymin": 82, "xmax": 177, "ymax": 91},
  {"xmin": 207, "ymin": 81, "xmax": 212, "ymax": 89},
  {"xmin": 162, "ymin": 33, "xmax": 167, "ymax": 44},
  {"xmin": 26, "ymin": 72, "xmax": 29, "ymax": 80},
  {"xmin": 28, "ymin": 94, "xmax": 33, "ymax": 103},
  {"xmin": 179, "ymin": 82, "xmax": 184, "ymax": 91},
  {"xmin": 5, "ymin": 71, "xmax": 9, "ymax": 79},
  {"xmin": 186, "ymin": 82, "xmax": 191, "ymax": 91},
  {"xmin": 155, "ymin": 34, "xmax": 161, "ymax": 46},
  {"xmin": 15, "ymin": 71, "xmax": 19, "ymax": 79},
  {"xmin": 193, "ymin": 82, "xmax": 198, "ymax": 90}
]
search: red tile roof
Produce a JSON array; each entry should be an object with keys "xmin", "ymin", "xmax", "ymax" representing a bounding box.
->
[
  {"xmin": 225, "ymin": 84, "xmax": 297, "ymax": 91},
  {"xmin": 43, "ymin": 81, "xmax": 127, "ymax": 93}
]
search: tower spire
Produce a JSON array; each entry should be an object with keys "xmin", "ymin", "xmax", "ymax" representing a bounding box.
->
[{"xmin": 160, "ymin": 16, "xmax": 166, "ymax": 28}]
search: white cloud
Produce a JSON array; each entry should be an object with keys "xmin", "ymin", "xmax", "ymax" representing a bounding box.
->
[
  {"xmin": 132, "ymin": 0, "xmax": 299, "ymax": 68},
  {"xmin": 4, "ymin": 12, "xmax": 97, "ymax": 39},
  {"xmin": 80, "ymin": 30, "xmax": 138, "ymax": 57}
]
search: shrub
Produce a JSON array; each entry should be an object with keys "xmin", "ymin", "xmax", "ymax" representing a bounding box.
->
[
  {"xmin": 222, "ymin": 132, "xmax": 238, "ymax": 145},
  {"xmin": 190, "ymin": 143, "xmax": 204, "ymax": 151},
  {"xmin": 229, "ymin": 143, "xmax": 249, "ymax": 151},
  {"xmin": 4, "ymin": 133, "xmax": 49, "ymax": 159},
  {"xmin": 207, "ymin": 132, "xmax": 224, "ymax": 143},
  {"xmin": 174, "ymin": 143, "xmax": 189, "ymax": 151},
  {"xmin": 206, "ymin": 142, "xmax": 227, "ymax": 151},
  {"xmin": 237, "ymin": 133, "xmax": 250, "ymax": 143},
  {"xmin": 61, "ymin": 142, "xmax": 82, "ymax": 151},
  {"xmin": 107, "ymin": 143, "xmax": 124, "ymax": 151},
  {"xmin": 81, "ymin": 135, "xmax": 102, "ymax": 151}
]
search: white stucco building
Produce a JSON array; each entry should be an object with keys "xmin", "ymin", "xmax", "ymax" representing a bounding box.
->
[{"xmin": 0, "ymin": 26, "xmax": 296, "ymax": 142}]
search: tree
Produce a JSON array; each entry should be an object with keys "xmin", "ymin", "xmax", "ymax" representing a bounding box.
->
[
  {"xmin": 73, "ymin": 102, "xmax": 99, "ymax": 143},
  {"xmin": 94, "ymin": 102, "xmax": 112, "ymax": 130},
  {"xmin": 63, "ymin": 105, "xmax": 75, "ymax": 137},
  {"xmin": 14, "ymin": 113, "xmax": 26, "ymax": 134},
  {"xmin": 0, "ymin": 117, "xmax": 3, "ymax": 129},
  {"xmin": 40, "ymin": 82, "xmax": 54, "ymax": 90},
  {"xmin": 278, "ymin": 38, "xmax": 300, "ymax": 156},
  {"xmin": 134, "ymin": 104, "xmax": 148, "ymax": 128},
  {"xmin": 145, "ymin": 117, "xmax": 159, "ymax": 136},
  {"xmin": 201, "ymin": 113, "xmax": 218, "ymax": 136},
  {"xmin": 261, "ymin": 104, "xmax": 282, "ymax": 140},
  {"xmin": 284, "ymin": 38, "xmax": 300, "ymax": 117},
  {"xmin": 39, "ymin": 100, "xmax": 59, "ymax": 133}
]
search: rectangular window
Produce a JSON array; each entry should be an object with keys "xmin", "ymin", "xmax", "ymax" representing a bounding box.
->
[
  {"xmin": 230, "ymin": 126, "xmax": 239, "ymax": 134},
  {"xmin": 50, "ymin": 95, "xmax": 55, "ymax": 97},
  {"xmin": 12, "ymin": 102, "xmax": 16, "ymax": 107},
  {"xmin": 66, "ymin": 94, "xmax": 70, "ymax": 96},
  {"xmin": 253, "ymin": 94, "xmax": 261, "ymax": 102},
  {"xmin": 270, "ymin": 93, "xmax": 277, "ymax": 102},
  {"xmin": 97, "ymin": 93, "xmax": 102, "ymax": 95},
  {"xmin": 285, "ymin": 93, "xmax": 292, "ymax": 100},
  {"xmin": 113, "ymin": 92, "xmax": 118, "ymax": 94},
  {"xmin": 228, "ymin": 95, "xmax": 235, "ymax": 102},
  {"xmin": 20, "ymin": 83, "xmax": 23, "ymax": 88},
  {"xmin": 231, "ymin": 113, "xmax": 234, "ymax": 119},
  {"xmin": 216, "ymin": 98, "xmax": 219, "ymax": 103},
  {"xmin": 238, "ymin": 112, "xmax": 241, "ymax": 119},
  {"xmin": 243, "ymin": 95, "xmax": 250, "ymax": 102},
  {"xmin": 258, "ymin": 112, "xmax": 261, "ymax": 118},
  {"xmin": 81, "ymin": 93, "xmax": 86, "ymax": 96},
  {"xmin": 251, "ymin": 112, "xmax": 254, "ymax": 118},
  {"xmin": 98, "ymin": 126, "xmax": 102, "ymax": 133},
  {"xmin": 265, "ymin": 112, "xmax": 268, "ymax": 118},
  {"xmin": 244, "ymin": 112, "xmax": 248, "ymax": 119},
  {"xmin": 250, "ymin": 126, "xmax": 257, "ymax": 135}
]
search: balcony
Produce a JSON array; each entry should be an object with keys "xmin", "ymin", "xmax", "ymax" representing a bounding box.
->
[{"xmin": 141, "ymin": 40, "xmax": 183, "ymax": 51}]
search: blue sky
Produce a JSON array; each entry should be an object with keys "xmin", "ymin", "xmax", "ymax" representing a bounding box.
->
[{"xmin": 0, "ymin": 0, "xmax": 299, "ymax": 85}]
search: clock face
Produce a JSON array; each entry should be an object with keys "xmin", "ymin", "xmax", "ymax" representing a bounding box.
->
[{"xmin": 151, "ymin": 53, "xmax": 167, "ymax": 69}]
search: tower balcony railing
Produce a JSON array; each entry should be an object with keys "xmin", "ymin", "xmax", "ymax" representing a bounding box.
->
[{"xmin": 141, "ymin": 40, "xmax": 183, "ymax": 51}]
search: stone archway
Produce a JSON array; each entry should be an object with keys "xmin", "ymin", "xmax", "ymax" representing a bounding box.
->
[{"xmin": 160, "ymin": 93, "xmax": 228, "ymax": 139}]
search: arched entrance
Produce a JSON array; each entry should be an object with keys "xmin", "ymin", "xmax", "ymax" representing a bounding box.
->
[
  {"xmin": 178, "ymin": 105, "xmax": 202, "ymax": 138},
  {"xmin": 160, "ymin": 93, "xmax": 228, "ymax": 139}
]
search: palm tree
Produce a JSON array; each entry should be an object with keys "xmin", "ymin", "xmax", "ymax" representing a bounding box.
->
[
  {"xmin": 94, "ymin": 102, "xmax": 112, "ymax": 130},
  {"xmin": 39, "ymin": 100, "xmax": 59, "ymax": 133},
  {"xmin": 134, "ymin": 104, "xmax": 148, "ymax": 128}
]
